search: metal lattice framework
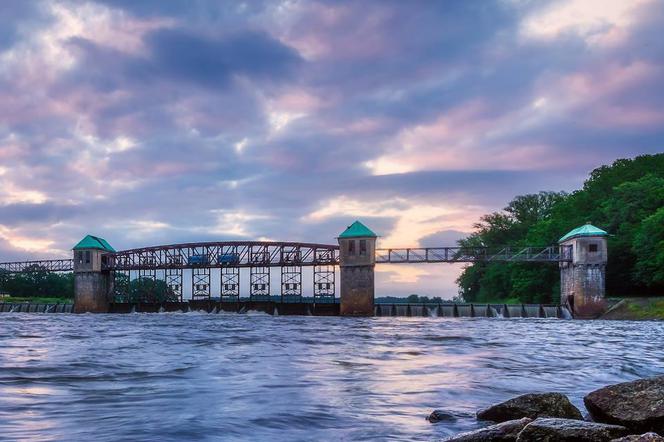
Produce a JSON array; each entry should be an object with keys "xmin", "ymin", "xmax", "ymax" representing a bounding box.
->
[
  {"xmin": 221, "ymin": 267, "xmax": 240, "ymax": 301},
  {"xmin": 374, "ymin": 245, "xmax": 573, "ymax": 264},
  {"xmin": 106, "ymin": 242, "xmax": 340, "ymax": 270},
  {"xmin": 166, "ymin": 268, "xmax": 183, "ymax": 301},
  {"xmin": 0, "ymin": 259, "xmax": 73, "ymax": 273},
  {"xmin": 0, "ymin": 242, "xmax": 573, "ymax": 303}
]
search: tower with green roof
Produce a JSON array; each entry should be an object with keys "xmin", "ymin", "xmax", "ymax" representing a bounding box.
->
[
  {"xmin": 73, "ymin": 235, "xmax": 116, "ymax": 313},
  {"xmin": 559, "ymin": 222, "xmax": 608, "ymax": 318},
  {"xmin": 338, "ymin": 221, "xmax": 377, "ymax": 316}
]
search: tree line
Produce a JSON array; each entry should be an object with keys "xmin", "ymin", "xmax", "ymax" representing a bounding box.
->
[
  {"xmin": 0, "ymin": 266, "xmax": 74, "ymax": 299},
  {"xmin": 457, "ymin": 154, "xmax": 664, "ymax": 304},
  {"xmin": 0, "ymin": 269, "xmax": 179, "ymax": 302}
]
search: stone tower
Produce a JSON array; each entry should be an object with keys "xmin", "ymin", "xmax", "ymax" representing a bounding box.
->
[
  {"xmin": 559, "ymin": 223, "xmax": 608, "ymax": 318},
  {"xmin": 338, "ymin": 221, "xmax": 377, "ymax": 316},
  {"xmin": 73, "ymin": 235, "xmax": 116, "ymax": 313}
]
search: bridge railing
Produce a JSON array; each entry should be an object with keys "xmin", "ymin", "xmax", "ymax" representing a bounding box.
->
[
  {"xmin": 0, "ymin": 244, "xmax": 573, "ymax": 275},
  {"xmin": 104, "ymin": 242, "xmax": 340, "ymax": 270},
  {"xmin": 0, "ymin": 259, "xmax": 74, "ymax": 274},
  {"xmin": 375, "ymin": 245, "xmax": 572, "ymax": 263}
]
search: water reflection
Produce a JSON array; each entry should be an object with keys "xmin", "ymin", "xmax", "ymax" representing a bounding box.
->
[{"xmin": 0, "ymin": 313, "xmax": 662, "ymax": 441}]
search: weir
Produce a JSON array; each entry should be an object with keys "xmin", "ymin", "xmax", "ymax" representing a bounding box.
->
[
  {"xmin": 0, "ymin": 221, "xmax": 608, "ymax": 318},
  {"xmin": 0, "ymin": 301, "xmax": 569, "ymax": 318}
]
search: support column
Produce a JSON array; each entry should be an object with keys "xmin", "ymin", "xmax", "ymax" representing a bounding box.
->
[
  {"xmin": 559, "ymin": 223, "xmax": 608, "ymax": 318},
  {"xmin": 192, "ymin": 267, "xmax": 211, "ymax": 300},
  {"xmin": 221, "ymin": 267, "xmax": 240, "ymax": 301},
  {"xmin": 338, "ymin": 221, "xmax": 377, "ymax": 316},
  {"xmin": 73, "ymin": 235, "xmax": 116, "ymax": 313}
]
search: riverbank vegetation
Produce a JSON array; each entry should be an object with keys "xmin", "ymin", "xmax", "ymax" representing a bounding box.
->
[
  {"xmin": 601, "ymin": 297, "xmax": 664, "ymax": 320},
  {"xmin": 457, "ymin": 153, "xmax": 664, "ymax": 304},
  {"xmin": 0, "ymin": 296, "xmax": 74, "ymax": 304},
  {"xmin": 0, "ymin": 268, "xmax": 74, "ymax": 300},
  {"xmin": 0, "ymin": 271, "xmax": 179, "ymax": 303}
]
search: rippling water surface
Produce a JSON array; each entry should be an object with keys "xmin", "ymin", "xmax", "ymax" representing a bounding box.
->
[{"xmin": 0, "ymin": 313, "xmax": 662, "ymax": 441}]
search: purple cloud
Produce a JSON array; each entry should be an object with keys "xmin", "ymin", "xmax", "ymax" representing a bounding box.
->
[{"xmin": 0, "ymin": 0, "xmax": 662, "ymax": 297}]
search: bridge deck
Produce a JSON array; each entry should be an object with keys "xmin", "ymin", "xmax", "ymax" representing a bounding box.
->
[
  {"xmin": 375, "ymin": 246, "xmax": 572, "ymax": 263},
  {"xmin": 0, "ymin": 243, "xmax": 571, "ymax": 274}
]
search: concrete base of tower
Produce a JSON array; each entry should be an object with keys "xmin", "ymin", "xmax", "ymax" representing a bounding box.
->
[
  {"xmin": 339, "ymin": 266, "xmax": 374, "ymax": 316},
  {"xmin": 560, "ymin": 262, "xmax": 607, "ymax": 319},
  {"xmin": 74, "ymin": 272, "xmax": 113, "ymax": 313}
]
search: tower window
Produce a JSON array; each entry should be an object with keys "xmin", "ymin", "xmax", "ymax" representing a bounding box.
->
[
  {"xmin": 348, "ymin": 240, "xmax": 356, "ymax": 255},
  {"xmin": 85, "ymin": 251, "xmax": 91, "ymax": 264},
  {"xmin": 588, "ymin": 244, "xmax": 598, "ymax": 253},
  {"xmin": 359, "ymin": 239, "xmax": 367, "ymax": 255}
]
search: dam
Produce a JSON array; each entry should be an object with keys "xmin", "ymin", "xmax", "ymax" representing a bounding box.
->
[{"xmin": 0, "ymin": 221, "xmax": 605, "ymax": 318}]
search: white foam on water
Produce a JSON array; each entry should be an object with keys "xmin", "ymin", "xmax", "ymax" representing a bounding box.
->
[
  {"xmin": 489, "ymin": 307, "xmax": 503, "ymax": 318},
  {"xmin": 244, "ymin": 309, "xmax": 270, "ymax": 316}
]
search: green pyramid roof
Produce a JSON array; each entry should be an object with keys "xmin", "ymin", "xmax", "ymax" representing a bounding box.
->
[
  {"xmin": 338, "ymin": 221, "xmax": 377, "ymax": 238},
  {"xmin": 559, "ymin": 223, "xmax": 608, "ymax": 243},
  {"xmin": 73, "ymin": 235, "xmax": 116, "ymax": 252}
]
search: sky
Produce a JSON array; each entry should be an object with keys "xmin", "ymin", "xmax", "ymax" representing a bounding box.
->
[{"xmin": 0, "ymin": 0, "xmax": 663, "ymax": 298}]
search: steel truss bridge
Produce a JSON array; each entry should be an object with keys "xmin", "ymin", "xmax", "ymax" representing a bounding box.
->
[{"xmin": 0, "ymin": 242, "xmax": 571, "ymax": 303}]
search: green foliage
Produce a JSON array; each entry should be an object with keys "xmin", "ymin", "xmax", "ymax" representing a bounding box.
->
[
  {"xmin": 405, "ymin": 294, "xmax": 444, "ymax": 303},
  {"xmin": 114, "ymin": 274, "xmax": 179, "ymax": 303},
  {"xmin": 456, "ymin": 191, "xmax": 567, "ymax": 303},
  {"xmin": 456, "ymin": 154, "xmax": 664, "ymax": 302},
  {"xmin": 632, "ymin": 207, "xmax": 664, "ymax": 286},
  {"xmin": 0, "ymin": 267, "xmax": 74, "ymax": 298}
]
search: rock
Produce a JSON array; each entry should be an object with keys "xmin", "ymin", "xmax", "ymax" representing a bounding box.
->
[
  {"xmin": 477, "ymin": 393, "xmax": 583, "ymax": 422},
  {"xmin": 611, "ymin": 433, "xmax": 664, "ymax": 442},
  {"xmin": 427, "ymin": 409, "xmax": 457, "ymax": 423},
  {"xmin": 443, "ymin": 418, "xmax": 532, "ymax": 441},
  {"xmin": 584, "ymin": 376, "xmax": 664, "ymax": 433},
  {"xmin": 516, "ymin": 418, "xmax": 628, "ymax": 441}
]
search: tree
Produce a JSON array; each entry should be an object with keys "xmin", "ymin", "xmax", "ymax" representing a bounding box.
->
[
  {"xmin": 456, "ymin": 191, "xmax": 567, "ymax": 303},
  {"xmin": 632, "ymin": 207, "xmax": 664, "ymax": 289},
  {"xmin": 126, "ymin": 277, "xmax": 178, "ymax": 303},
  {"xmin": 456, "ymin": 153, "xmax": 664, "ymax": 301}
]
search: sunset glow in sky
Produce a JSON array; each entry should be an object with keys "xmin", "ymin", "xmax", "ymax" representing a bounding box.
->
[{"xmin": 1, "ymin": 0, "xmax": 662, "ymax": 296}]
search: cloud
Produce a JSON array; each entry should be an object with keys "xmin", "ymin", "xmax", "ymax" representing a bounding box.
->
[
  {"xmin": 521, "ymin": 0, "xmax": 654, "ymax": 46},
  {"xmin": 0, "ymin": 0, "xmax": 662, "ymax": 298},
  {"xmin": 304, "ymin": 195, "xmax": 482, "ymax": 247}
]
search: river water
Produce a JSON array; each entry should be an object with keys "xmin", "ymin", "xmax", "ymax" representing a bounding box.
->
[{"xmin": 0, "ymin": 313, "xmax": 662, "ymax": 441}]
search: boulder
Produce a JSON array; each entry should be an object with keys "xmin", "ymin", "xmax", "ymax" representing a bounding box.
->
[
  {"xmin": 477, "ymin": 393, "xmax": 583, "ymax": 422},
  {"xmin": 443, "ymin": 418, "xmax": 532, "ymax": 441},
  {"xmin": 584, "ymin": 376, "xmax": 664, "ymax": 433},
  {"xmin": 516, "ymin": 418, "xmax": 628, "ymax": 441},
  {"xmin": 427, "ymin": 409, "xmax": 458, "ymax": 423},
  {"xmin": 611, "ymin": 433, "xmax": 664, "ymax": 442}
]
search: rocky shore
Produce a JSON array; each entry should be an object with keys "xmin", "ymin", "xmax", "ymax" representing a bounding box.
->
[{"xmin": 429, "ymin": 375, "xmax": 663, "ymax": 441}]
